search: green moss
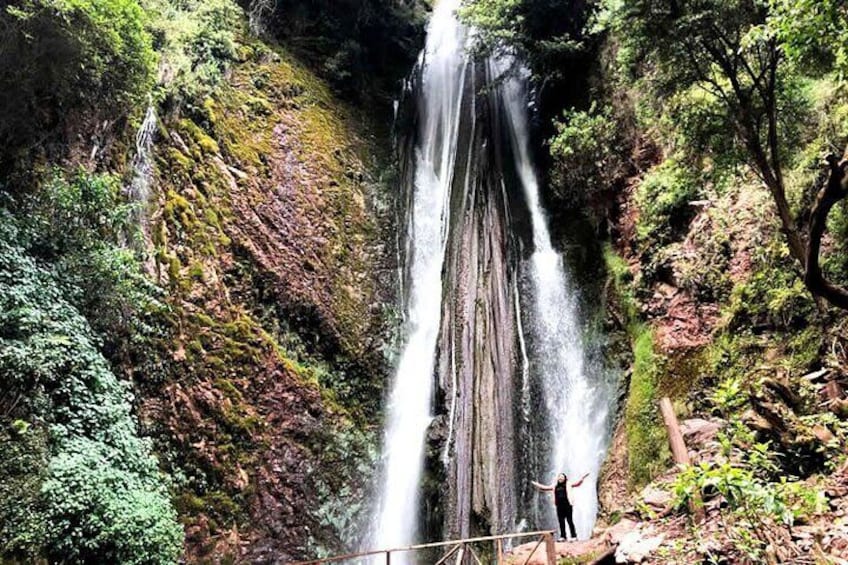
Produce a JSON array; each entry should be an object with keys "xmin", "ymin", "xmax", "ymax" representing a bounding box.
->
[
  {"xmin": 604, "ymin": 243, "xmax": 639, "ymax": 331},
  {"xmin": 167, "ymin": 148, "xmax": 193, "ymax": 172},
  {"xmin": 174, "ymin": 490, "xmax": 240, "ymax": 527},
  {"xmin": 204, "ymin": 208, "xmax": 222, "ymax": 230},
  {"xmin": 214, "ymin": 378, "xmax": 242, "ymax": 400},
  {"xmin": 179, "ymin": 119, "xmax": 221, "ymax": 155},
  {"xmin": 187, "ymin": 339, "xmax": 205, "ymax": 357},
  {"xmin": 188, "ymin": 262, "xmax": 205, "ymax": 281},
  {"xmin": 626, "ymin": 328, "xmax": 671, "ymax": 486},
  {"xmin": 167, "ymin": 254, "xmax": 181, "ymax": 284},
  {"xmin": 783, "ymin": 326, "xmax": 824, "ymax": 372},
  {"xmin": 605, "ymin": 246, "xmax": 673, "ymax": 486}
]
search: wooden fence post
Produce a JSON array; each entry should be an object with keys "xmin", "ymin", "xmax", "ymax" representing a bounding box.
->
[
  {"xmin": 496, "ymin": 539, "xmax": 503, "ymax": 565},
  {"xmin": 543, "ymin": 532, "xmax": 556, "ymax": 565},
  {"xmin": 659, "ymin": 397, "xmax": 705, "ymax": 522}
]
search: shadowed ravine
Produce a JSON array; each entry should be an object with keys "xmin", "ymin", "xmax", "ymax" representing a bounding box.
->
[{"xmin": 367, "ymin": 0, "xmax": 615, "ymax": 559}]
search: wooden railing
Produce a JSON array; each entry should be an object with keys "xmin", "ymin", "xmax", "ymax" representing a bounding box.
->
[{"xmin": 289, "ymin": 530, "xmax": 558, "ymax": 565}]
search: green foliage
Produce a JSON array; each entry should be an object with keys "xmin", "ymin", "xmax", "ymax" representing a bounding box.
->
[
  {"xmin": 549, "ymin": 104, "xmax": 623, "ymax": 215},
  {"xmin": 634, "ymin": 158, "xmax": 700, "ymax": 250},
  {"xmin": 140, "ymin": 0, "xmax": 241, "ymax": 111},
  {"xmin": 0, "ymin": 425, "xmax": 49, "ymax": 558},
  {"xmin": 0, "ymin": 232, "xmax": 182, "ymax": 562},
  {"xmin": 604, "ymin": 244, "xmax": 639, "ymax": 331},
  {"xmin": 595, "ymin": 0, "xmax": 819, "ymax": 274},
  {"xmin": 673, "ymin": 456, "xmax": 826, "ymax": 560},
  {"xmin": 460, "ymin": 0, "xmax": 592, "ymax": 81},
  {"xmin": 725, "ymin": 240, "xmax": 816, "ymax": 330},
  {"xmin": 19, "ymin": 170, "xmax": 130, "ymax": 258},
  {"xmin": 711, "ymin": 377, "xmax": 747, "ymax": 417},
  {"xmin": 0, "ymin": 0, "xmax": 154, "ymax": 164},
  {"xmin": 42, "ymin": 439, "xmax": 183, "ymax": 564},
  {"xmin": 15, "ymin": 170, "xmax": 166, "ymax": 358},
  {"xmin": 769, "ymin": 0, "xmax": 848, "ymax": 79}
]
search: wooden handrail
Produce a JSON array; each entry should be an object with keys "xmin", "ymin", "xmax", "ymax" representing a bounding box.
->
[{"xmin": 288, "ymin": 530, "xmax": 557, "ymax": 565}]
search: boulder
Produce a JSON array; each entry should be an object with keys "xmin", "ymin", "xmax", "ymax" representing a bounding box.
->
[
  {"xmin": 680, "ymin": 418, "xmax": 724, "ymax": 446},
  {"xmin": 615, "ymin": 528, "xmax": 665, "ymax": 563},
  {"xmin": 640, "ymin": 485, "xmax": 672, "ymax": 511}
]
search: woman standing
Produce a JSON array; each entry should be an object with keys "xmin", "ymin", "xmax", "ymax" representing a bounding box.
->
[{"xmin": 531, "ymin": 472, "xmax": 590, "ymax": 541}]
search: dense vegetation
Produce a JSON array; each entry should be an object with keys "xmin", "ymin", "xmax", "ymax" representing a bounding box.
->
[
  {"xmin": 0, "ymin": 172, "xmax": 181, "ymax": 562},
  {"xmin": 2, "ymin": 0, "xmax": 848, "ymax": 562}
]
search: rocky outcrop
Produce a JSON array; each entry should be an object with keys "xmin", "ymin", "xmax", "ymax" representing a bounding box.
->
[
  {"xmin": 434, "ymin": 61, "xmax": 523, "ymax": 540},
  {"xmin": 139, "ymin": 34, "xmax": 396, "ymax": 561}
]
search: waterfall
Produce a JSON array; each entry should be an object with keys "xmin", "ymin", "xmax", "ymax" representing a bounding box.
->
[
  {"xmin": 496, "ymin": 60, "xmax": 612, "ymax": 539},
  {"xmin": 126, "ymin": 103, "xmax": 157, "ymax": 229},
  {"xmin": 368, "ymin": 0, "xmax": 468, "ymax": 556},
  {"xmin": 367, "ymin": 0, "xmax": 613, "ymax": 555}
]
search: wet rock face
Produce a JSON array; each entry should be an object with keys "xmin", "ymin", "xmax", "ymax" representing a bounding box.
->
[
  {"xmin": 138, "ymin": 37, "xmax": 396, "ymax": 561},
  {"xmin": 417, "ymin": 61, "xmax": 520, "ymax": 540}
]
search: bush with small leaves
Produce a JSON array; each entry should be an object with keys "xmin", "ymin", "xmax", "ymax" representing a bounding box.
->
[{"xmin": 0, "ymin": 228, "xmax": 182, "ymax": 563}]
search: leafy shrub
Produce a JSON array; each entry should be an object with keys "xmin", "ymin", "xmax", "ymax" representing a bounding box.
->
[
  {"xmin": 15, "ymin": 170, "xmax": 166, "ymax": 359},
  {"xmin": 0, "ymin": 225, "xmax": 182, "ymax": 563},
  {"xmin": 0, "ymin": 425, "xmax": 49, "ymax": 558},
  {"xmin": 769, "ymin": 0, "xmax": 848, "ymax": 78},
  {"xmin": 711, "ymin": 377, "xmax": 748, "ymax": 417},
  {"xmin": 19, "ymin": 170, "xmax": 130, "ymax": 259},
  {"xmin": 42, "ymin": 438, "xmax": 182, "ymax": 564},
  {"xmin": 725, "ymin": 241, "xmax": 817, "ymax": 330},
  {"xmin": 673, "ymin": 459, "xmax": 826, "ymax": 560},
  {"xmin": 549, "ymin": 104, "xmax": 624, "ymax": 215},
  {"xmin": 140, "ymin": 0, "xmax": 241, "ymax": 112},
  {"xmin": 0, "ymin": 0, "xmax": 154, "ymax": 165},
  {"xmin": 635, "ymin": 158, "xmax": 701, "ymax": 249}
]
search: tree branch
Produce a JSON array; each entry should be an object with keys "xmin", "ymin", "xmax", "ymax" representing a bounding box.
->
[{"xmin": 804, "ymin": 153, "xmax": 848, "ymax": 310}]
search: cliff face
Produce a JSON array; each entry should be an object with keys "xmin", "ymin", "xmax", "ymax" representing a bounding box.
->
[{"xmin": 139, "ymin": 33, "xmax": 398, "ymax": 562}]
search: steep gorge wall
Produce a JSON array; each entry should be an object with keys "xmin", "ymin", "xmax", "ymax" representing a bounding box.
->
[{"xmin": 141, "ymin": 33, "xmax": 402, "ymax": 561}]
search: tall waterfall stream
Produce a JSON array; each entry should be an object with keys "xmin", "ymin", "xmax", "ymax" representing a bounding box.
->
[{"xmin": 368, "ymin": 0, "xmax": 615, "ymax": 557}]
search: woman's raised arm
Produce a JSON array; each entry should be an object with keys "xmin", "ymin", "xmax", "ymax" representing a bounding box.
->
[
  {"xmin": 530, "ymin": 480, "xmax": 554, "ymax": 492},
  {"xmin": 570, "ymin": 473, "xmax": 591, "ymax": 488}
]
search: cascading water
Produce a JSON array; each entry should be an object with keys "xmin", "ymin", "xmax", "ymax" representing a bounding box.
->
[
  {"xmin": 126, "ymin": 102, "xmax": 157, "ymax": 230},
  {"xmin": 368, "ymin": 0, "xmax": 469, "ymax": 556},
  {"xmin": 368, "ymin": 0, "xmax": 614, "ymax": 555},
  {"xmin": 497, "ymin": 61, "xmax": 612, "ymax": 539}
]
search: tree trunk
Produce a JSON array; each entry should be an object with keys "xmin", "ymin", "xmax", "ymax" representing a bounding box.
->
[
  {"xmin": 748, "ymin": 141, "xmax": 808, "ymax": 267},
  {"xmin": 804, "ymin": 155, "xmax": 848, "ymax": 310}
]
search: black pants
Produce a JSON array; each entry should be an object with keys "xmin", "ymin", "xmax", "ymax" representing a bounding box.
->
[{"xmin": 556, "ymin": 504, "xmax": 577, "ymax": 540}]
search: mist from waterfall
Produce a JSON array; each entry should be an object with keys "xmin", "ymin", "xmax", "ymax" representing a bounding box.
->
[{"xmin": 368, "ymin": 0, "xmax": 468, "ymax": 557}]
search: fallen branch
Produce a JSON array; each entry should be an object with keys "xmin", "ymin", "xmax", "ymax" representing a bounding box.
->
[{"xmin": 660, "ymin": 397, "xmax": 705, "ymax": 523}]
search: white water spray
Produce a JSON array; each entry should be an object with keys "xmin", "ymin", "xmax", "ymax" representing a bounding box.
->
[
  {"xmin": 127, "ymin": 103, "xmax": 157, "ymax": 227},
  {"xmin": 497, "ymin": 61, "xmax": 611, "ymax": 539},
  {"xmin": 369, "ymin": 0, "xmax": 468, "ymax": 556}
]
